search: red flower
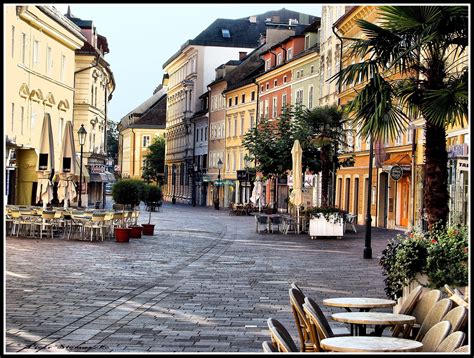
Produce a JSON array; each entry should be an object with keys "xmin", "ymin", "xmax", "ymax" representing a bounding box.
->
[
  {"xmin": 431, "ymin": 239, "xmax": 437, "ymax": 244},
  {"xmin": 464, "ymin": 247, "xmax": 468, "ymax": 253}
]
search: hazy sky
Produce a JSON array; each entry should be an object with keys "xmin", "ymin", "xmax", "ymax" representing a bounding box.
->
[{"xmin": 50, "ymin": 3, "xmax": 322, "ymax": 123}]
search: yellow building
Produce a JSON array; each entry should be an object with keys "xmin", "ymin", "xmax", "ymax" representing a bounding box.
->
[
  {"xmin": 65, "ymin": 9, "xmax": 116, "ymax": 208},
  {"xmin": 334, "ymin": 5, "xmax": 469, "ymax": 230},
  {"xmin": 118, "ymin": 86, "xmax": 167, "ymax": 180},
  {"xmin": 222, "ymin": 82, "xmax": 258, "ymax": 206},
  {"xmin": 5, "ymin": 5, "xmax": 85, "ymax": 205}
]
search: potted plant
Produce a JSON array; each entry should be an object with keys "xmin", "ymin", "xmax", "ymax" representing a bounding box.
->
[
  {"xmin": 304, "ymin": 206, "xmax": 345, "ymax": 239},
  {"xmin": 127, "ymin": 180, "xmax": 147, "ymax": 239},
  {"xmin": 141, "ymin": 184, "xmax": 163, "ymax": 236},
  {"xmin": 111, "ymin": 179, "xmax": 142, "ymax": 243}
]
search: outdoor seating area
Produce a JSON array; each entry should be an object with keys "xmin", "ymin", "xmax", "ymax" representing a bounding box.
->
[
  {"xmin": 5, "ymin": 205, "xmax": 139, "ymax": 242},
  {"xmin": 264, "ymin": 283, "xmax": 469, "ymax": 353},
  {"xmin": 254, "ymin": 213, "xmax": 302, "ymax": 234}
]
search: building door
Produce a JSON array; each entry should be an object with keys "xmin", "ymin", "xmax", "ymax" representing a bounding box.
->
[
  {"xmin": 353, "ymin": 178, "xmax": 359, "ymax": 221},
  {"xmin": 364, "ymin": 177, "xmax": 369, "ymax": 224},
  {"xmin": 400, "ymin": 176, "xmax": 410, "ymax": 227},
  {"xmin": 378, "ymin": 172, "xmax": 388, "ymax": 228},
  {"xmin": 345, "ymin": 178, "xmax": 351, "ymax": 212}
]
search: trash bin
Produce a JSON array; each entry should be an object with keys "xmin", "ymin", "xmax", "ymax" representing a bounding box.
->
[{"xmin": 95, "ymin": 201, "xmax": 101, "ymax": 209}]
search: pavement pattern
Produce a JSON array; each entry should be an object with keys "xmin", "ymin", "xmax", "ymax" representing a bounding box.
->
[{"xmin": 5, "ymin": 202, "xmax": 406, "ymax": 353}]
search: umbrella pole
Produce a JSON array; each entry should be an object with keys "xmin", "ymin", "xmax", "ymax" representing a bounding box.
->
[{"xmin": 297, "ymin": 206, "xmax": 300, "ymax": 234}]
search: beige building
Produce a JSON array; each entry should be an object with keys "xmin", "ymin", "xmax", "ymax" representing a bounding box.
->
[
  {"xmin": 65, "ymin": 9, "xmax": 116, "ymax": 208},
  {"xmin": 118, "ymin": 86, "xmax": 167, "ymax": 180},
  {"xmin": 5, "ymin": 5, "xmax": 85, "ymax": 205}
]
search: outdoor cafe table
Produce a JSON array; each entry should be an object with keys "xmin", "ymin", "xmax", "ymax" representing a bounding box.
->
[
  {"xmin": 320, "ymin": 336, "xmax": 423, "ymax": 352},
  {"xmin": 331, "ymin": 312, "xmax": 416, "ymax": 336},
  {"xmin": 323, "ymin": 297, "xmax": 397, "ymax": 312}
]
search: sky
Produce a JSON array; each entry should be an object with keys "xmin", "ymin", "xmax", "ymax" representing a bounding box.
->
[{"xmin": 49, "ymin": 3, "xmax": 322, "ymax": 123}]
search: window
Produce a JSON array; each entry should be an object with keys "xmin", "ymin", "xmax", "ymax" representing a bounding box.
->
[
  {"xmin": 205, "ymin": 126, "xmax": 208, "ymax": 141},
  {"xmin": 301, "ymin": 69, "xmax": 304, "ymax": 77},
  {"xmin": 259, "ymin": 101, "xmax": 264, "ymax": 119},
  {"xmin": 308, "ymin": 86, "xmax": 314, "ymax": 109},
  {"xmin": 264, "ymin": 99, "xmax": 269, "ymax": 118},
  {"xmin": 234, "ymin": 117, "xmax": 237, "ymax": 136},
  {"xmin": 287, "ymin": 48, "xmax": 293, "ymax": 60},
  {"xmin": 251, "ymin": 91, "xmax": 255, "ymax": 101},
  {"xmin": 240, "ymin": 115, "xmax": 244, "ymax": 135},
  {"xmin": 95, "ymin": 87, "xmax": 98, "ymax": 107},
  {"xmin": 282, "ymin": 93, "xmax": 287, "ymax": 107},
  {"xmin": 265, "ymin": 59, "xmax": 271, "ymax": 71},
  {"xmin": 277, "ymin": 53, "xmax": 282, "ymax": 65},
  {"xmin": 311, "ymin": 65, "xmax": 314, "ymax": 74},
  {"xmin": 227, "ymin": 118, "xmax": 231, "ymax": 137},
  {"xmin": 395, "ymin": 133, "xmax": 402, "ymax": 145},
  {"xmin": 221, "ymin": 29, "xmax": 230, "ymax": 38},
  {"xmin": 250, "ymin": 113, "xmax": 255, "ymax": 129},
  {"xmin": 11, "ymin": 26, "xmax": 14, "ymax": 58},
  {"xmin": 33, "ymin": 40, "xmax": 39, "ymax": 64},
  {"xmin": 296, "ymin": 89, "xmax": 303, "ymax": 104},
  {"xmin": 228, "ymin": 97, "xmax": 232, "ymax": 107},
  {"xmin": 143, "ymin": 135, "xmax": 151, "ymax": 147},
  {"xmin": 21, "ymin": 33, "xmax": 26, "ymax": 64},
  {"xmin": 272, "ymin": 97, "xmax": 277, "ymax": 118},
  {"xmin": 296, "ymin": 71, "xmax": 300, "ymax": 79},
  {"xmin": 233, "ymin": 152, "xmax": 236, "ymax": 171},
  {"xmin": 260, "ymin": 85, "xmax": 264, "ymax": 92},
  {"xmin": 407, "ymin": 127, "xmax": 413, "ymax": 144},
  {"xmin": 59, "ymin": 117, "xmax": 64, "ymax": 144},
  {"xmin": 227, "ymin": 153, "xmax": 230, "ymax": 172},
  {"xmin": 241, "ymin": 93, "xmax": 245, "ymax": 103},
  {"xmin": 235, "ymin": 96, "xmax": 238, "ymax": 106},
  {"xmin": 274, "ymin": 79, "xmax": 278, "ymax": 87},
  {"xmin": 305, "ymin": 35, "xmax": 310, "ymax": 49},
  {"xmin": 283, "ymin": 75, "xmax": 287, "ymax": 83},
  {"xmin": 91, "ymin": 86, "xmax": 94, "ymax": 105},
  {"xmin": 46, "ymin": 46, "xmax": 52, "ymax": 75},
  {"xmin": 11, "ymin": 103, "xmax": 14, "ymax": 131},
  {"xmin": 60, "ymin": 55, "xmax": 66, "ymax": 81}
]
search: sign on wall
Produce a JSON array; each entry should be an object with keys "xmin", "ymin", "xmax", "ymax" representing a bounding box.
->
[{"xmin": 390, "ymin": 165, "xmax": 403, "ymax": 181}]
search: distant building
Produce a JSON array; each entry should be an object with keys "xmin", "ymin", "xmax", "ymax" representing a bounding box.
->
[
  {"xmin": 118, "ymin": 86, "xmax": 167, "ymax": 180},
  {"xmin": 163, "ymin": 8, "xmax": 320, "ymax": 205}
]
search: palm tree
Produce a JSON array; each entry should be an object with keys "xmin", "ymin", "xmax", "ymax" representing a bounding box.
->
[
  {"xmin": 302, "ymin": 105, "xmax": 347, "ymax": 207},
  {"xmin": 334, "ymin": 6, "xmax": 468, "ymax": 228}
]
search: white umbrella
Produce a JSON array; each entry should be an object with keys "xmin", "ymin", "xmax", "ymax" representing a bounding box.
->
[
  {"xmin": 289, "ymin": 140, "xmax": 303, "ymax": 233},
  {"xmin": 59, "ymin": 121, "xmax": 77, "ymax": 209},
  {"xmin": 36, "ymin": 178, "xmax": 53, "ymax": 209},
  {"xmin": 250, "ymin": 178, "xmax": 264, "ymax": 212},
  {"xmin": 36, "ymin": 113, "xmax": 55, "ymax": 209}
]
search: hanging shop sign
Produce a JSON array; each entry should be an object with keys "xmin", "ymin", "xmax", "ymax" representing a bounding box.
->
[{"xmin": 390, "ymin": 165, "xmax": 403, "ymax": 181}]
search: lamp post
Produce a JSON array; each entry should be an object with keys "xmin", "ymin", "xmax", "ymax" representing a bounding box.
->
[
  {"xmin": 364, "ymin": 139, "xmax": 373, "ymax": 259},
  {"xmin": 244, "ymin": 158, "xmax": 251, "ymax": 203},
  {"xmin": 77, "ymin": 124, "xmax": 87, "ymax": 208},
  {"xmin": 191, "ymin": 163, "xmax": 197, "ymax": 207},
  {"xmin": 215, "ymin": 158, "xmax": 223, "ymax": 210}
]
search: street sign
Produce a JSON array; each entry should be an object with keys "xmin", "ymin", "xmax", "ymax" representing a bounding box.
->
[
  {"xmin": 202, "ymin": 175, "xmax": 210, "ymax": 182},
  {"xmin": 390, "ymin": 165, "xmax": 403, "ymax": 181},
  {"xmin": 214, "ymin": 180, "xmax": 223, "ymax": 186}
]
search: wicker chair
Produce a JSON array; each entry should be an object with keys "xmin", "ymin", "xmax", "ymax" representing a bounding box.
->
[
  {"xmin": 255, "ymin": 215, "xmax": 269, "ymax": 233},
  {"xmin": 392, "ymin": 285, "xmax": 424, "ymax": 337},
  {"xmin": 289, "ymin": 288, "xmax": 314, "ymax": 352},
  {"xmin": 415, "ymin": 298, "xmax": 453, "ymax": 341},
  {"xmin": 453, "ymin": 345, "xmax": 469, "ymax": 353},
  {"xmin": 420, "ymin": 321, "xmax": 451, "ymax": 352},
  {"xmin": 405, "ymin": 289, "xmax": 442, "ymax": 338},
  {"xmin": 435, "ymin": 331, "xmax": 466, "ymax": 352},
  {"xmin": 442, "ymin": 306, "xmax": 468, "ymax": 334},
  {"xmin": 261, "ymin": 341, "xmax": 278, "ymax": 352},
  {"xmin": 266, "ymin": 318, "xmax": 298, "ymax": 352}
]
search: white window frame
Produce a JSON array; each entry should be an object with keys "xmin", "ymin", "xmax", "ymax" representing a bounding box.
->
[
  {"xmin": 143, "ymin": 135, "xmax": 151, "ymax": 147},
  {"xmin": 277, "ymin": 53, "xmax": 282, "ymax": 65},
  {"xmin": 272, "ymin": 97, "xmax": 277, "ymax": 118},
  {"xmin": 265, "ymin": 59, "xmax": 271, "ymax": 71},
  {"xmin": 60, "ymin": 54, "xmax": 66, "ymax": 82},
  {"xmin": 21, "ymin": 33, "xmax": 26, "ymax": 64},
  {"xmin": 33, "ymin": 40, "xmax": 39, "ymax": 64},
  {"xmin": 11, "ymin": 26, "xmax": 15, "ymax": 58},
  {"xmin": 287, "ymin": 48, "xmax": 293, "ymax": 60},
  {"xmin": 240, "ymin": 115, "xmax": 244, "ymax": 135},
  {"xmin": 308, "ymin": 85, "xmax": 314, "ymax": 109},
  {"xmin": 46, "ymin": 46, "xmax": 52, "ymax": 75},
  {"xmin": 282, "ymin": 93, "xmax": 287, "ymax": 108}
]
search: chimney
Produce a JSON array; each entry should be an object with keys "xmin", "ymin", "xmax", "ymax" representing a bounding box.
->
[
  {"xmin": 248, "ymin": 15, "xmax": 257, "ymax": 23},
  {"xmin": 239, "ymin": 52, "xmax": 247, "ymax": 60},
  {"xmin": 271, "ymin": 15, "xmax": 280, "ymax": 23}
]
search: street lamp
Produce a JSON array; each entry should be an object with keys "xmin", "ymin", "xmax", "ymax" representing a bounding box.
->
[
  {"xmin": 191, "ymin": 163, "xmax": 198, "ymax": 207},
  {"xmin": 77, "ymin": 124, "xmax": 87, "ymax": 208},
  {"xmin": 215, "ymin": 158, "xmax": 223, "ymax": 210}
]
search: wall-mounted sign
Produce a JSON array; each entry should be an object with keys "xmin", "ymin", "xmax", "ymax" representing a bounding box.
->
[{"xmin": 390, "ymin": 165, "xmax": 403, "ymax": 181}]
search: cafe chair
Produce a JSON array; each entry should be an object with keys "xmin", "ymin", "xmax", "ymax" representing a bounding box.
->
[
  {"xmin": 255, "ymin": 215, "xmax": 269, "ymax": 233},
  {"xmin": 261, "ymin": 341, "xmax": 278, "ymax": 352},
  {"xmin": 415, "ymin": 298, "xmax": 453, "ymax": 341},
  {"xmin": 420, "ymin": 321, "xmax": 451, "ymax": 352},
  {"xmin": 266, "ymin": 318, "xmax": 298, "ymax": 352},
  {"xmin": 442, "ymin": 306, "xmax": 468, "ymax": 334},
  {"xmin": 271, "ymin": 215, "xmax": 283, "ymax": 233},
  {"xmin": 435, "ymin": 331, "xmax": 465, "ymax": 352},
  {"xmin": 289, "ymin": 288, "xmax": 316, "ymax": 351},
  {"xmin": 453, "ymin": 345, "xmax": 469, "ymax": 353},
  {"xmin": 404, "ymin": 289, "xmax": 442, "ymax": 338},
  {"xmin": 83, "ymin": 213, "xmax": 106, "ymax": 241},
  {"xmin": 344, "ymin": 214, "xmax": 357, "ymax": 233},
  {"xmin": 392, "ymin": 285, "xmax": 424, "ymax": 337},
  {"xmin": 30, "ymin": 210, "xmax": 56, "ymax": 239},
  {"xmin": 291, "ymin": 282, "xmax": 304, "ymax": 295}
]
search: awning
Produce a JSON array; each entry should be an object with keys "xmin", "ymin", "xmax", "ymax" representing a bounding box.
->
[
  {"xmin": 75, "ymin": 158, "xmax": 90, "ymax": 183},
  {"xmin": 105, "ymin": 171, "xmax": 116, "ymax": 182},
  {"xmin": 89, "ymin": 172, "xmax": 108, "ymax": 182},
  {"xmin": 384, "ymin": 153, "xmax": 411, "ymax": 166}
]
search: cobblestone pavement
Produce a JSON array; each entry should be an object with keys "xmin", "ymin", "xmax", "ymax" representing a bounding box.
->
[{"xmin": 5, "ymin": 202, "xmax": 405, "ymax": 353}]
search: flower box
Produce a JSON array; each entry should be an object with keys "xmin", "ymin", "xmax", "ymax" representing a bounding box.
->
[{"xmin": 309, "ymin": 215, "xmax": 344, "ymax": 239}]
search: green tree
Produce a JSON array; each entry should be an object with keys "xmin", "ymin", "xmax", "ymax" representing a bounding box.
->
[
  {"xmin": 301, "ymin": 106, "xmax": 348, "ymax": 207},
  {"xmin": 106, "ymin": 120, "xmax": 119, "ymax": 161},
  {"xmin": 142, "ymin": 135, "xmax": 166, "ymax": 184},
  {"xmin": 334, "ymin": 6, "xmax": 468, "ymax": 228}
]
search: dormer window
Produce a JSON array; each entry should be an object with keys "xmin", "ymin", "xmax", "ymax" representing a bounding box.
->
[{"xmin": 221, "ymin": 29, "xmax": 230, "ymax": 38}]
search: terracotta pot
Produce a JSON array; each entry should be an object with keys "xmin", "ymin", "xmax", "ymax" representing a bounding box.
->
[
  {"xmin": 142, "ymin": 224, "xmax": 155, "ymax": 236},
  {"xmin": 114, "ymin": 227, "xmax": 131, "ymax": 243},
  {"xmin": 130, "ymin": 226, "xmax": 143, "ymax": 238}
]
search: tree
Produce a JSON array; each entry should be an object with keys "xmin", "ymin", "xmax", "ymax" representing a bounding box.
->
[
  {"xmin": 242, "ymin": 105, "xmax": 321, "ymax": 178},
  {"xmin": 142, "ymin": 135, "xmax": 166, "ymax": 184},
  {"xmin": 334, "ymin": 6, "xmax": 468, "ymax": 228},
  {"xmin": 301, "ymin": 106, "xmax": 348, "ymax": 207},
  {"xmin": 106, "ymin": 120, "xmax": 119, "ymax": 161}
]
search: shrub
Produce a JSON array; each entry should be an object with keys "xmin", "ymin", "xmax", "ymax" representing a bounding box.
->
[
  {"xmin": 112, "ymin": 179, "xmax": 144, "ymax": 208},
  {"xmin": 142, "ymin": 184, "xmax": 163, "ymax": 206}
]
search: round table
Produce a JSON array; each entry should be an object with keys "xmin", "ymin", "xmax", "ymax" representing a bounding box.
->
[
  {"xmin": 331, "ymin": 312, "xmax": 416, "ymax": 336},
  {"xmin": 323, "ymin": 297, "xmax": 396, "ymax": 312},
  {"xmin": 320, "ymin": 336, "xmax": 423, "ymax": 352}
]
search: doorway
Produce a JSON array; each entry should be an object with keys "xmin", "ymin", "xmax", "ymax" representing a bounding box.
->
[
  {"xmin": 399, "ymin": 176, "xmax": 410, "ymax": 227},
  {"xmin": 353, "ymin": 177, "xmax": 359, "ymax": 221},
  {"xmin": 344, "ymin": 178, "xmax": 351, "ymax": 212},
  {"xmin": 378, "ymin": 172, "xmax": 389, "ymax": 228}
]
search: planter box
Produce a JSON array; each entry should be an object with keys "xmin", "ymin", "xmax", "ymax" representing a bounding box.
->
[
  {"xmin": 141, "ymin": 224, "xmax": 155, "ymax": 236},
  {"xmin": 309, "ymin": 215, "xmax": 344, "ymax": 239},
  {"xmin": 393, "ymin": 273, "xmax": 429, "ymax": 313},
  {"xmin": 130, "ymin": 226, "xmax": 143, "ymax": 238}
]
